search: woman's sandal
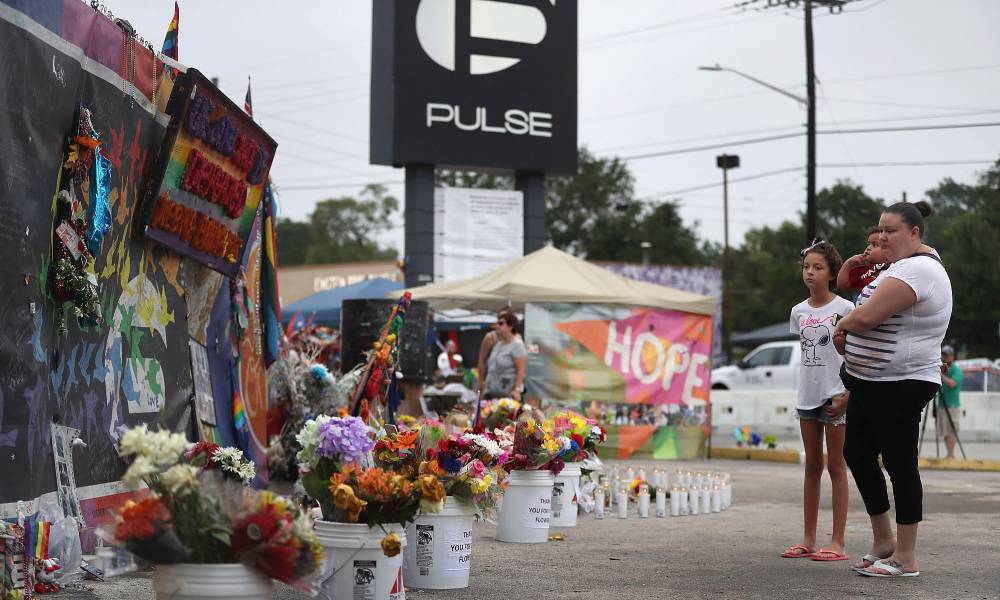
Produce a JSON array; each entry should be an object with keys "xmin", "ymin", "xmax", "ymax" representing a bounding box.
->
[
  {"xmin": 857, "ymin": 559, "xmax": 920, "ymax": 578},
  {"xmin": 781, "ymin": 545, "xmax": 816, "ymax": 558}
]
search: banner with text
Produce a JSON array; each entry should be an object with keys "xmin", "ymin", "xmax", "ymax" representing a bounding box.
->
[
  {"xmin": 433, "ymin": 187, "xmax": 523, "ymax": 282},
  {"xmin": 525, "ymin": 303, "xmax": 713, "ymax": 405}
]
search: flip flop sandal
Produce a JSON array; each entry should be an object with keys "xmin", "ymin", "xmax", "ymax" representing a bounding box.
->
[
  {"xmin": 781, "ymin": 545, "xmax": 816, "ymax": 558},
  {"xmin": 851, "ymin": 553, "xmax": 884, "ymax": 572},
  {"xmin": 858, "ymin": 559, "xmax": 920, "ymax": 578},
  {"xmin": 812, "ymin": 550, "xmax": 849, "ymax": 562}
]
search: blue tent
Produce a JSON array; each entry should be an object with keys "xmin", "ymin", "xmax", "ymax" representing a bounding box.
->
[{"xmin": 283, "ymin": 278, "xmax": 405, "ymax": 328}]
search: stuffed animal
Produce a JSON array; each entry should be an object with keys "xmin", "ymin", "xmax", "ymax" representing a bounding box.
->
[{"xmin": 33, "ymin": 557, "xmax": 61, "ymax": 594}]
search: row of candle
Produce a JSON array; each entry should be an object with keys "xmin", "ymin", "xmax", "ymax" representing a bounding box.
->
[{"xmin": 590, "ymin": 467, "xmax": 733, "ymax": 519}]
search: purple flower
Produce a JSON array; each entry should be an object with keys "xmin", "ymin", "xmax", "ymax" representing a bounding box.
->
[
  {"xmin": 185, "ymin": 94, "xmax": 213, "ymax": 140},
  {"xmin": 316, "ymin": 416, "xmax": 375, "ymax": 464}
]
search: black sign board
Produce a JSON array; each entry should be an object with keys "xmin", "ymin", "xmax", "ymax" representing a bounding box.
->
[{"xmin": 370, "ymin": 0, "xmax": 578, "ymax": 174}]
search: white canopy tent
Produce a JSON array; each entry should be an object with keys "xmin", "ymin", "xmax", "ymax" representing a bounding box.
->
[{"xmin": 397, "ymin": 246, "xmax": 716, "ymax": 316}]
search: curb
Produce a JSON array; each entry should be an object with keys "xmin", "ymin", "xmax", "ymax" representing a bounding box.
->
[
  {"xmin": 708, "ymin": 447, "xmax": 1000, "ymax": 472},
  {"xmin": 708, "ymin": 447, "xmax": 801, "ymax": 463},
  {"xmin": 917, "ymin": 457, "xmax": 1000, "ymax": 472}
]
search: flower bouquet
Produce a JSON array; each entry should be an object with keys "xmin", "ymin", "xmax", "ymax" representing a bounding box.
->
[
  {"xmin": 326, "ymin": 464, "xmax": 445, "ymax": 556},
  {"xmin": 372, "ymin": 428, "xmax": 421, "ymax": 478},
  {"xmin": 296, "ymin": 415, "xmax": 375, "ymax": 517},
  {"xmin": 551, "ymin": 411, "xmax": 606, "ymax": 463},
  {"xmin": 417, "ymin": 430, "xmax": 508, "ymax": 517},
  {"xmin": 296, "ymin": 415, "xmax": 446, "ymax": 557},
  {"xmin": 504, "ymin": 418, "xmax": 563, "ymax": 474},
  {"xmin": 477, "ymin": 398, "xmax": 522, "ymax": 431},
  {"xmin": 110, "ymin": 426, "xmax": 322, "ymax": 589},
  {"xmin": 229, "ymin": 492, "xmax": 323, "ymax": 586}
]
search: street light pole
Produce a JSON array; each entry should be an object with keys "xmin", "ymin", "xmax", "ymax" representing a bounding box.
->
[
  {"xmin": 716, "ymin": 154, "xmax": 740, "ymax": 364},
  {"xmin": 698, "ymin": 62, "xmax": 814, "ymax": 244}
]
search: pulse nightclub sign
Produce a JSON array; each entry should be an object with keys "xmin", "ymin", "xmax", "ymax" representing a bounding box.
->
[{"xmin": 370, "ymin": 0, "xmax": 578, "ymax": 174}]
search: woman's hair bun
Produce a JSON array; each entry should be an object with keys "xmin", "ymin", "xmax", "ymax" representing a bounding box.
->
[{"xmin": 913, "ymin": 200, "xmax": 934, "ymax": 218}]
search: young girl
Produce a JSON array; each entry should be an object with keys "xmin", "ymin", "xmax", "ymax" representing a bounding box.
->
[{"xmin": 781, "ymin": 240, "xmax": 855, "ymax": 562}]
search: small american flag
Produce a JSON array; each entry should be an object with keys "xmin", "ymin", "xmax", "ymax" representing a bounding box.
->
[{"xmin": 244, "ymin": 76, "xmax": 253, "ymax": 117}]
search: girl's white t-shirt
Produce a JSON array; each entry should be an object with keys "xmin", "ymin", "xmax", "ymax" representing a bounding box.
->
[
  {"xmin": 845, "ymin": 251, "xmax": 952, "ymax": 383},
  {"xmin": 790, "ymin": 296, "xmax": 855, "ymax": 410}
]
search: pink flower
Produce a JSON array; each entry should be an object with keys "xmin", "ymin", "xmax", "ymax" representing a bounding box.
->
[{"xmin": 468, "ymin": 460, "xmax": 486, "ymax": 478}]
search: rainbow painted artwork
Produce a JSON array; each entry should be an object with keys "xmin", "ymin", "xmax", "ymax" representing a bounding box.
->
[{"xmin": 141, "ymin": 68, "xmax": 277, "ymax": 277}]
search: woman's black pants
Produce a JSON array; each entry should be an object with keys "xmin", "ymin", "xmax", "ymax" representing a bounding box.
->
[{"xmin": 842, "ymin": 374, "xmax": 940, "ymax": 525}]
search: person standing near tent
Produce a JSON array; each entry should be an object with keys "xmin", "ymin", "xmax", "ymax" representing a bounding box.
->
[
  {"xmin": 477, "ymin": 307, "xmax": 516, "ymax": 397},
  {"xmin": 437, "ymin": 339, "xmax": 460, "ymax": 377},
  {"xmin": 483, "ymin": 312, "xmax": 527, "ymax": 401},
  {"xmin": 938, "ymin": 345, "xmax": 963, "ymax": 459}
]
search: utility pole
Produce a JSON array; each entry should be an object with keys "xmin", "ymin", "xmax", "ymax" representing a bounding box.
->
[
  {"xmin": 805, "ymin": 0, "xmax": 817, "ymax": 245},
  {"xmin": 717, "ymin": 154, "xmax": 740, "ymax": 364},
  {"xmin": 741, "ymin": 0, "xmax": 862, "ymax": 244}
]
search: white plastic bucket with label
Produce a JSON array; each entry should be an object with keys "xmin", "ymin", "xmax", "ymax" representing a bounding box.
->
[
  {"xmin": 314, "ymin": 520, "xmax": 408, "ymax": 600},
  {"xmin": 550, "ymin": 462, "xmax": 582, "ymax": 527},
  {"xmin": 402, "ymin": 496, "xmax": 476, "ymax": 589},
  {"xmin": 495, "ymin": 469, "xmax": 554, "ymax": 543},
  {"xmin": 153, "ymin": 563, "xmax": 272, "ymax": 600}
]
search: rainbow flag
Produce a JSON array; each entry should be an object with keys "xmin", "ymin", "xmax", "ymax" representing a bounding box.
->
[
  {"xmin": 232, "ymin": 379, "xmax": 250, "ymax": 452},
  {"xmin": 260, "ymin": 182, "xmax": 281, "ymax": 366},
  {"xmin": 161, "ymin": 2, "xmax": 179, "ymax": 61},
  {"xmin": 27, "ymin": 520, "xmax": 50, "ymax": 559}
]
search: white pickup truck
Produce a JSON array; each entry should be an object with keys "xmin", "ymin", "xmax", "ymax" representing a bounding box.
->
[{"xmin": 711, "ymin": 340, "xmax": 801, "ymax": 390}]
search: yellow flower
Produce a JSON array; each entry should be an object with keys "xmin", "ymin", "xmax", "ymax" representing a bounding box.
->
[
  {"xmin": 381, "ymin": 532, "xmax": 401, "ymax": 557},
  {"xmin": 417, "ymin": 475, "xmax": 446, "ymax": 504},
  {"xmin": 332, "ymin": 484, "xmax": 367, "ymax": 522},
  {"xmin": 542, "ymin": 436, "xmax": 560, "ymax": 454},
  {"xmin": 523, "ymin": 419, "xmax": 536, "ymax": 435},
  {"xmin": 541, "ymin": 419, "xmax": 554, "ymax": 435}
]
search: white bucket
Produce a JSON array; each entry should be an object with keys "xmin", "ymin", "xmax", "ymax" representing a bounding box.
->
[
  {"xmin": 314, "ymin": 520, "xmax": 408, "ymax": 600},
  {"xmin": 153, "ymin": 563, "xmax": 273, "ymax": 600},
  {"xmin": 402, "ymin": 496, "xmax": 476, "ymax": 589},
  {"xmin": 495, "ymin": 469, "xmax": 553, "ymax": 543},
  {"xmin": 550, "ymin": 462, "xmax": 582, "ymax": 527}
]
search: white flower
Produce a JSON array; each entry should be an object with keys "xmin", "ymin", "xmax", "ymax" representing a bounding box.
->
[
  {"xmin": 161, "ymin": 464, "xmax": 198, "ymax": 495},
  {"xmin": 237, "ymin": 462, "xmax": 256, "ymax": 483},
  {"xmin": 295, "ymin": 415, "xmax": 333, "ymax": 467},
  {"xmin": 118, "ymin": 425, "xmax": 152, "ymax": 457},
  {"xmin": 462, "ymin": 434, "xmax": 503, "ymax": 458},
  {"xmin": 148, "ymin": 431, "xmax": 191, "ymax": 466},
  {"xmin": 213, "ymin": 447, "xmax": 245, "ymax": 465},
  {"xmin": 293, "ymin": 512, "xmax": 315, "ymax": 539},
  {"xmin": 122, "ymin": 455, "xmax": 157, "ymax": 489}
]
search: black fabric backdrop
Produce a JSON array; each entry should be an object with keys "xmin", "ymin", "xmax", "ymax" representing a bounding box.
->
[{"xmin": 0, "ymin": 17, "xmax": 193, "ymax": 503}]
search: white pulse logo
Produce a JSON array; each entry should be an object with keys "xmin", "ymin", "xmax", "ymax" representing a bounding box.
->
[{"xmin": 415, "ymin": 0, "xmax": 555, "ymax": 75}]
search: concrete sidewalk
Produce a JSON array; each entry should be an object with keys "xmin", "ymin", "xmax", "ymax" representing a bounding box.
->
[{"xmin": 58, "ymin": 458, "xmax": 999, "ymax": 600}]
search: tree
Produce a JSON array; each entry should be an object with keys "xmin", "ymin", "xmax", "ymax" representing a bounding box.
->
[
  {"xmin": 438, "ymin": 148, "xmax": 712, "ymax": 264},
  {"xmin": 926, "ymin": 159, "xmax": 1000, "ymax": 356},
  {"xmin": 275, "ymin": 185, "xmax": 399, "ymax": 266},
  {"xmin": 726, "ymin": 180, "xmax": 884, "ymax": 336}
]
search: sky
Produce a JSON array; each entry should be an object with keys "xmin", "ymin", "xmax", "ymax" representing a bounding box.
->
[{"xmin": 102, "ymin": 0, "xmax": 1000, "ymax": 255}]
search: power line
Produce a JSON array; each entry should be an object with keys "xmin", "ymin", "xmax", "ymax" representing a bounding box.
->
[
  {"xmin": 582, "ymin": 5, "xmax": 742, "ymax": 44},
  {"xmin": 618, "ymin": 121, "xmax": 1000, "ymax": 161},
  {"xmin": 254, "ymin": 72, "xmax": 369, "ymax": 91},
  {"xmin": 641, "ymin": 159, "xmax": 996, "ymax": 199},
  {"xmin": 255, "ymin": 112, "xmax": 367, "ymax": 145},
  {"xmin": 582, "ymin": 12, "xmax": 779, "ymax": 51},
  {"xmin": 276, "ymin": 179, "xmax": 404, "ymax": 192},
  {"xmin": 594, "ymin": 109, "xmax": 1000, "ymax": 154}
]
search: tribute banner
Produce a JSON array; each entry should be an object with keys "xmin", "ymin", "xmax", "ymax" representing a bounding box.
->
[
  {"xmin": 525, "ymin": 303, "xmax": 713, "ymax": 406},
  {"xmin": 142, "ymin": 68, "xmax": 277, "ymax": 277}
]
